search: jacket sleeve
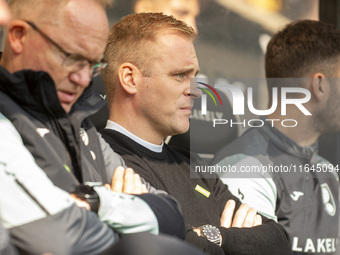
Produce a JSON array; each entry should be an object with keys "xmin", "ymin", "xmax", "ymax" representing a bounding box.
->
[
  {"xmin": 93, "ymin": 184, "xmax": 185, "ymax": 239},
  {"xmin": 217, "ymin": 155, "xmax": 278, "ymax": 220},
  {"xmin": 1, "ymin": 114, "xmax": 184, "ymax": 254},
  {"xmin": 212, "ymin": 175, "xmax": 292, "ymax": 255},
  {"xmin": 0, "ymin": 114, "xmax": 118, "ymax": 255},
  {"xmin": 183, "ymin": 172, "xmax": 290, "ymax": 255},
  {"xmin": 185, "ymin": 230, "xmax": 225, "ymax": 254},
  {"xmin": 219, "ymin": 218, "xmax": 292, "ymax": 255},
  {"xmin": 94, "ymin": 186, "xmax": 159, "ymax": 235},
  {"xmin": 137, "ymin": 193, "xmax": 186, "ymax": 240}
]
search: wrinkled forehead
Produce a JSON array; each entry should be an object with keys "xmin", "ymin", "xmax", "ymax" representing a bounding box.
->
[
  {"xmin": 9, "ymin": 0, "xmax": 63, "ymax": 18},
  {"xmin": 34, "ymin": 0, "xmax": 109, "ymax": 60},
  {"xmin": 60, "ymin": 0, "xmax": 108, "ymax": 31},
  {"xmin": 59, "ymin": 0, "xmax": 109, "ymax": 57}
]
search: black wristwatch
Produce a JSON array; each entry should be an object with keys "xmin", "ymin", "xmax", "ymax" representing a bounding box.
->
[
  {"xmin": 72, "ymin": 184, "xmax": 100, "ymax": 214},
  {"xmin": 200, "ymin": 224, "xmax": 222, "ymax": 246}
]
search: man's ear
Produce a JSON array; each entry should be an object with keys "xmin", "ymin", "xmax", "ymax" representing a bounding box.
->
[
  {"xmin": 118, "ymin": 62, "xmax": 142, "ymax": 95},
  {"xmin": 7, "ymin": 20, "xmax": 28, "ymax": 54},
  {"xmin": 134, "ymin": 0, "xmax": 153, "ymax": 13},
  {"xmin": 311, "ymin": 73, "xmax": 327, "ymax": 102}
]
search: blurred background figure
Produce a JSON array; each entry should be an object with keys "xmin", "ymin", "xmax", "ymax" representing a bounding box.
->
[
  {"xmin": 134, "ymin": 0, "xmax": 199, "ymax": 31},
  {"xmin": 0, "ymin": 0, "xmax": 10, "ymax": 25},
  {"xmin": 245, "ymin": 0, "xmax": 281, "ymax": 12}
]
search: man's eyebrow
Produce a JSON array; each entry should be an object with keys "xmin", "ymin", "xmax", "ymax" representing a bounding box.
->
[{"xmin": 172, "ymin": 66, "xmax": 200, "ymax": 75}]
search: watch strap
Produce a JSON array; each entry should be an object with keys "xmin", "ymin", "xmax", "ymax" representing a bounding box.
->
[{"xmin": 72, "ymin": 184, "xmax": 100, "ymax": 213}]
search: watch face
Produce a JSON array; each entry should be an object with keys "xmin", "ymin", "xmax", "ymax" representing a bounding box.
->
[
  {"xmin": 201, "ymin": 225, "xmax": 221, "ymax": 245},
  {"xmin": 202, "ymin": 225, "xmax": 220, "ymax": 239}
]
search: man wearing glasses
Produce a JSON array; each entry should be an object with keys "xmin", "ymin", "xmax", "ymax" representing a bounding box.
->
[
  {"xmin": 0, "ymin": 0, "xmax": 118, "ymax": 192},
  {"xmin": 0, "ymin": 0, "xmax": 193, "ymax": 253},
  {"xmin": 0, "ymin": 0, "xmax": 139, "ymax": 194}
]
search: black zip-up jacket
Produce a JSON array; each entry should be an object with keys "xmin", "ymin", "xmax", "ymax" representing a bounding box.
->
[{"xmin": 0, "ymin": 66, "xmax": 122, "ymax": 192}]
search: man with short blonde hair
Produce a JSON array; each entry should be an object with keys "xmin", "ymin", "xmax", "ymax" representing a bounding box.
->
[
  {"xmin": 103, "ymin": 11, "xmax": 197, "ymax": 104},
  {"xmin": 101, "ymin": 12, "xmax": 292, "ymax": 255}
]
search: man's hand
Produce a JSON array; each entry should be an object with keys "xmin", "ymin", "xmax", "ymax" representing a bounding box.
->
[
  {"xmin": 220, "ymin": 200, "xmax": 262, "ymax": 228},
  {"xmin": 70, "ymin": 194, "xmax": 91, "ymax": 211},
  {"xmin": 106, "ymin": 166, "xmax": 148, "ymax": 194}
]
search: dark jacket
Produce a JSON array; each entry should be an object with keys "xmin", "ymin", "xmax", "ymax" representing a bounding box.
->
[
  {"xmin": 213, "ymin": 122, "xmax": 340, "ymax": 255},
  {"xmin": 0, "ymin": 66, "xmax": 125, "ymax": 192}
]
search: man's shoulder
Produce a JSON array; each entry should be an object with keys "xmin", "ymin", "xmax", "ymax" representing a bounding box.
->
[
  {"xmin": 100, "ymin": 128, "xmax": 155, "ymax": 170},
  {"xmin": 212, "ymin": 127, "xmax": 269, "ymax": 164},
  {"xmin": 100, "ymin": 128, "xmax": 130, "ymax": 150},
  {"xmin": 165, "ymin": 144, "xmax": 207, "ymax": 167}
]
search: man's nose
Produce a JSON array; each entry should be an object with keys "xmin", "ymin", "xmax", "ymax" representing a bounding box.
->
[
  {"xmin": 187, "ymin": 82, "xmax": 202, "ymax": 99},
  {"xmin": 69, "ymin": 64, "xmax": 92, "ymax": 88}
]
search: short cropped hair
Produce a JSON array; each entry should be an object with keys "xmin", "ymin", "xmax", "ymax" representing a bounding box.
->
[
  {"xmin": 102, "ymin": 12, "xmax": 196, "ymax": 102},
  {"xmin": 265, "ymin": 20, "xmax": 340, "ymax": 79}
]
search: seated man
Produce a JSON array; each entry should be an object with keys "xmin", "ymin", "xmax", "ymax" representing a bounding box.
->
[
  {"xmin": 213, "ymin": 20, "xmax": 339, "ymax": 255},
  {"xmin": 0, "ymin": 112, "xmax": 205, "ymax": 255},
  {"xmin": 0, "ymin": 113, "xmax": 155, "ymax": 254},
  {"xmin": 0, "ymin": 0, "xmax": 124, "ymax": 193},
  {"xmin": 0, "ymin": 0, "xmax": 188, "ymax": 251},
  {"xmin": 100, "ymin": 12, "xmax": 292, "ymax": 255}
]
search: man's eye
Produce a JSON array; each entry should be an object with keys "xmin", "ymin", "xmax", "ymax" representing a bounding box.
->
[
  {"xmin": 69, "ymin": 55, "xmax": 84, "ymax": 62},
  {"xmin": 64, "ymin": 55, "xmax": 87, "ymax": 67},
  {"xmin": 176, "ymin": 73, "xmax": 186, "ymax": 79}
]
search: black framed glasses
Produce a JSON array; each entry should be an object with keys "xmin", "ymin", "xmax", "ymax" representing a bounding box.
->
[{"xmin": 23, "ymin": 20, "xmax": 107, "ymax": 78}]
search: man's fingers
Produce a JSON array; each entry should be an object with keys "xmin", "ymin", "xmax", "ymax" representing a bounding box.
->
[
  {"xmin": 122, "ymin": 168, "xmax": 135, "ymax": 193},
  {"xmin": 220, "ymin": 200, "xmax": 236, "ymax": 228},
  {"xmin": 133, "ymin": 173, "xmax": 143, "ymax": 194},
  {"xmin": 254, "ymin": 214, "xmax": 262, "ymax": 227},
  {"xmin": 231, "ymin": 203, "xmax": 249, "ymax": 228},
  {"xmin": 132, "ymin": 173, "xmax": 149, "ymax": 194},
  {"xmin": 110, "ymin": 167, "xmax": 148, "ymax": 195},
  {"xmin": 110, "ymin": 166, "xmax": 125, "ymax": 192},
  {"xmin": 242, "ymin": 207, "xmax": 257, "ymax": 228}
]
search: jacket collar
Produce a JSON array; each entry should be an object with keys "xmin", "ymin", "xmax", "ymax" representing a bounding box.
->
[
  {"xmin": 0, "ymin": 66, "xmax": 105, "ymax": 122},
  {"xmin": 260, "ymin": 119, "xmax": 318, "ymax": 161}
]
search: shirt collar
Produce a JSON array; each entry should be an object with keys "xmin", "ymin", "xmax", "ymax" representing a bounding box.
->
[{"xmin": 105, "ymin": 120, "xmax": 164, "ymax": 153}]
